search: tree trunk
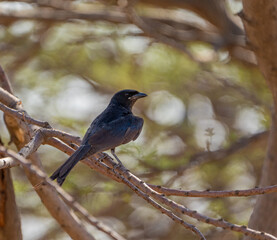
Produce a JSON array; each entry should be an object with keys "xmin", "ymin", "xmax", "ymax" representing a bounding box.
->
[
  {"xmin": 0, "ymin": 67, "xmax": 22, "ymax": 240},
  {"xmin": 242, "ymin": 1, "xmax": 277, "ymax": 237},
  {"xmin": 0, "ymin": 169, "xmax": 22, "ymax": 240}
]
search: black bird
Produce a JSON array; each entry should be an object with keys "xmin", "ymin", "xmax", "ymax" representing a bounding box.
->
[{"xmin": 50, "ymin": 89, "xmax": 147, "ymax": 186}]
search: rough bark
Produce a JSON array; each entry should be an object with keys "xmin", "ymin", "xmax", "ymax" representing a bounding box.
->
[
  {"xmin": 0, "ymin": 169, "xmax": 22, "ymax": 240},
  {"xmin": 0, "ymin": 66, "xmax": 22, "ymax": 240},
  {"xmin": 242, "ymin": 1, "xmax": 277, "ymax": 237}
]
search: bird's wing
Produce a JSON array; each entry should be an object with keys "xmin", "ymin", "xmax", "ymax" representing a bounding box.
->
[
  {"xmin": 83, "ymin": 115, "xmax": 143, "ymax": 152},
  {"xmin": 122, "ymin": 116, "xmax": 144, "ymax": 143}
]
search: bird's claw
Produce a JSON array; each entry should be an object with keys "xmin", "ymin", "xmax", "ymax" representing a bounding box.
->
[
  {"xmin": 114, "ymin": 162, "xmax": 123, "ymax": 170},
  {"xmin": 96, "ymin": 154, "xmax": 107, "ymax": 162}
]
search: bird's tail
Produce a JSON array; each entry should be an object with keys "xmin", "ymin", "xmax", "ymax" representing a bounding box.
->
[{"xmin": 50, "ymin": 145, "xmax": 91, "ymax": 186}]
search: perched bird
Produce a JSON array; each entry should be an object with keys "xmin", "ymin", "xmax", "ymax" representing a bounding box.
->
[{"xmin": 50, "ymin": 89, "xmax": 147, "ymax": 186}]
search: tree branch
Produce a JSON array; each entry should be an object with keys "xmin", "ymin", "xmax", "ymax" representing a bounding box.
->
[
  {"xmin": 0, "ymin": 64, "xmax": 22, "ymax": 240},
  {"xmin": 0, "ymin": 103, "xmax": 51, "ymax": 129},
  {"xmin": 97, "ymin": 154, "xmax": 276, "ymax": 240},
  {"xmin": 0, "ymin": 157, "xmax": 18, "ymax": 169},
  {"xmin": 0, "ymin": 146, "xmax": 126, "ymax": 240},
  {"xmin": 149, "ymin": 184, "xmax": 277, "ymax": 198}
]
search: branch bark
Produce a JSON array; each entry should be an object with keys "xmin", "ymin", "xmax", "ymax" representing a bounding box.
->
[
  {"xmin": 97, "ymin": 154, "xmax": 276, "ymax": 240},
  {"xmin": 0, "ymin": 65, "xmax": 22, "ymax": 240},
  {"xmin": 0, "ymin": 146, "xmax": 125, "ymax": 240},
  {"xmin": 149, "ymin": 184, "xmax": 277, "ymax": 198},
  {"xmin": 0, "ymin": 169, "xmax": 22, "ymax": 240}
]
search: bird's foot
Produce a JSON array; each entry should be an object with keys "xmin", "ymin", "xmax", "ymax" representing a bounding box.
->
[
  {"xmin": 114, "ymin": 162, "xmax": 124, "ymax": 170},
  {"xmin": 111, "ymin": 148, "xmax": 124, "ymax": 165},
  {"xmin": 112, "ymin": 154, "xmax": 124, "ymax": 167},
  {"xmin": 96, "ymin": 153, "xmax": 109, "ymax": 162}
]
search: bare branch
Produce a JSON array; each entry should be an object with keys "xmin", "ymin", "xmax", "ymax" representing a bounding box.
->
[
  {"xmin": 0, "ymin": 157, "xmax": 18, "ymax": 169},
  {"xmin": 149, "ymin": 184, "xmax": 277, "ymax": 198},
  {"xmin": 117, "ymin": 170, "xmax": 206, "ymax": 239},
  {"xmin": 0, "ymin": 103, "xmax": 51, "ymax": 128},
  {"xmin": 0, "ymin": 87, "xmax": 21, "ymax": 108},
  {"xmin": 0, "ymin": 146, "xmax": 126, "ymax": 240},
  {"xmin": 2, "ymin": 128, "xmax": 277, "ymax": 201},
  {"xmin": 98, "ymin": 155, "xmax": 276, "ymax": 240},
  {"xmin": 0, "ymin": 7, "xmax": 126, "ymax": 24},
  {"xmin": 82, "ymin": 153, "xmax": 206, "ymax": 239},
  {"xmin": 58, "ymin": 186, "xmax": 126, "ymax": 240}
]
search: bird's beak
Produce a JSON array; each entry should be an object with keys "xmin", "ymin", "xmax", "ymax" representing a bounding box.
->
[{"xmin": 130, "ymin": 92, "xmax": 147, "ymax": 100}]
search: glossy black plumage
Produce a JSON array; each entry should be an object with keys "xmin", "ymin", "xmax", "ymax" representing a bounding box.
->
[{"xmin": 50, "ymin": 89, "xmax": 147, "ymax": 186}]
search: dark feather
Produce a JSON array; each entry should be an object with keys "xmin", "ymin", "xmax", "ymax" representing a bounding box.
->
[{"xmin": 50, "ymin": 145, "xmax": 91, "ymax": 186}]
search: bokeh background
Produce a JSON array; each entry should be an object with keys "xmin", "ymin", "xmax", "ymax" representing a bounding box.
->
[{"xmin": 0, "ymin": 0, "xmax": 271, "ymax": 239}]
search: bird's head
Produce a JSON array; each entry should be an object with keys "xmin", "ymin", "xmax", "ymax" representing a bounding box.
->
[{"xmin": 111, "ymin": 89, "xmax": 147, "ymax": 109}]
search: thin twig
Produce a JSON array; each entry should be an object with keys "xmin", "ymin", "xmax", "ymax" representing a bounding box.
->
[
  {"xmin": 87, "ymin": 154, "xmax": 206, "ymax": 239},
  {"xmin": 0, "ymin": 103, "xmax": 51, "ymax": 128},
  {"xmin": 148, "ymin": 184, "xmax": 277, "ymax": 198},
  {"xmin": 117, "ymin": 171, "xmax": 206, "ymax": 240}
]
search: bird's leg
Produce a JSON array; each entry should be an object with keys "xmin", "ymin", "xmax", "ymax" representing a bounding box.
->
[
  {"xmin": 96, "ymin": 152, "xmax": 109, "ymax": 162},
  {"xmin": 111, "ymin": 148, "xmax": 123, "ymax": 166}
]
